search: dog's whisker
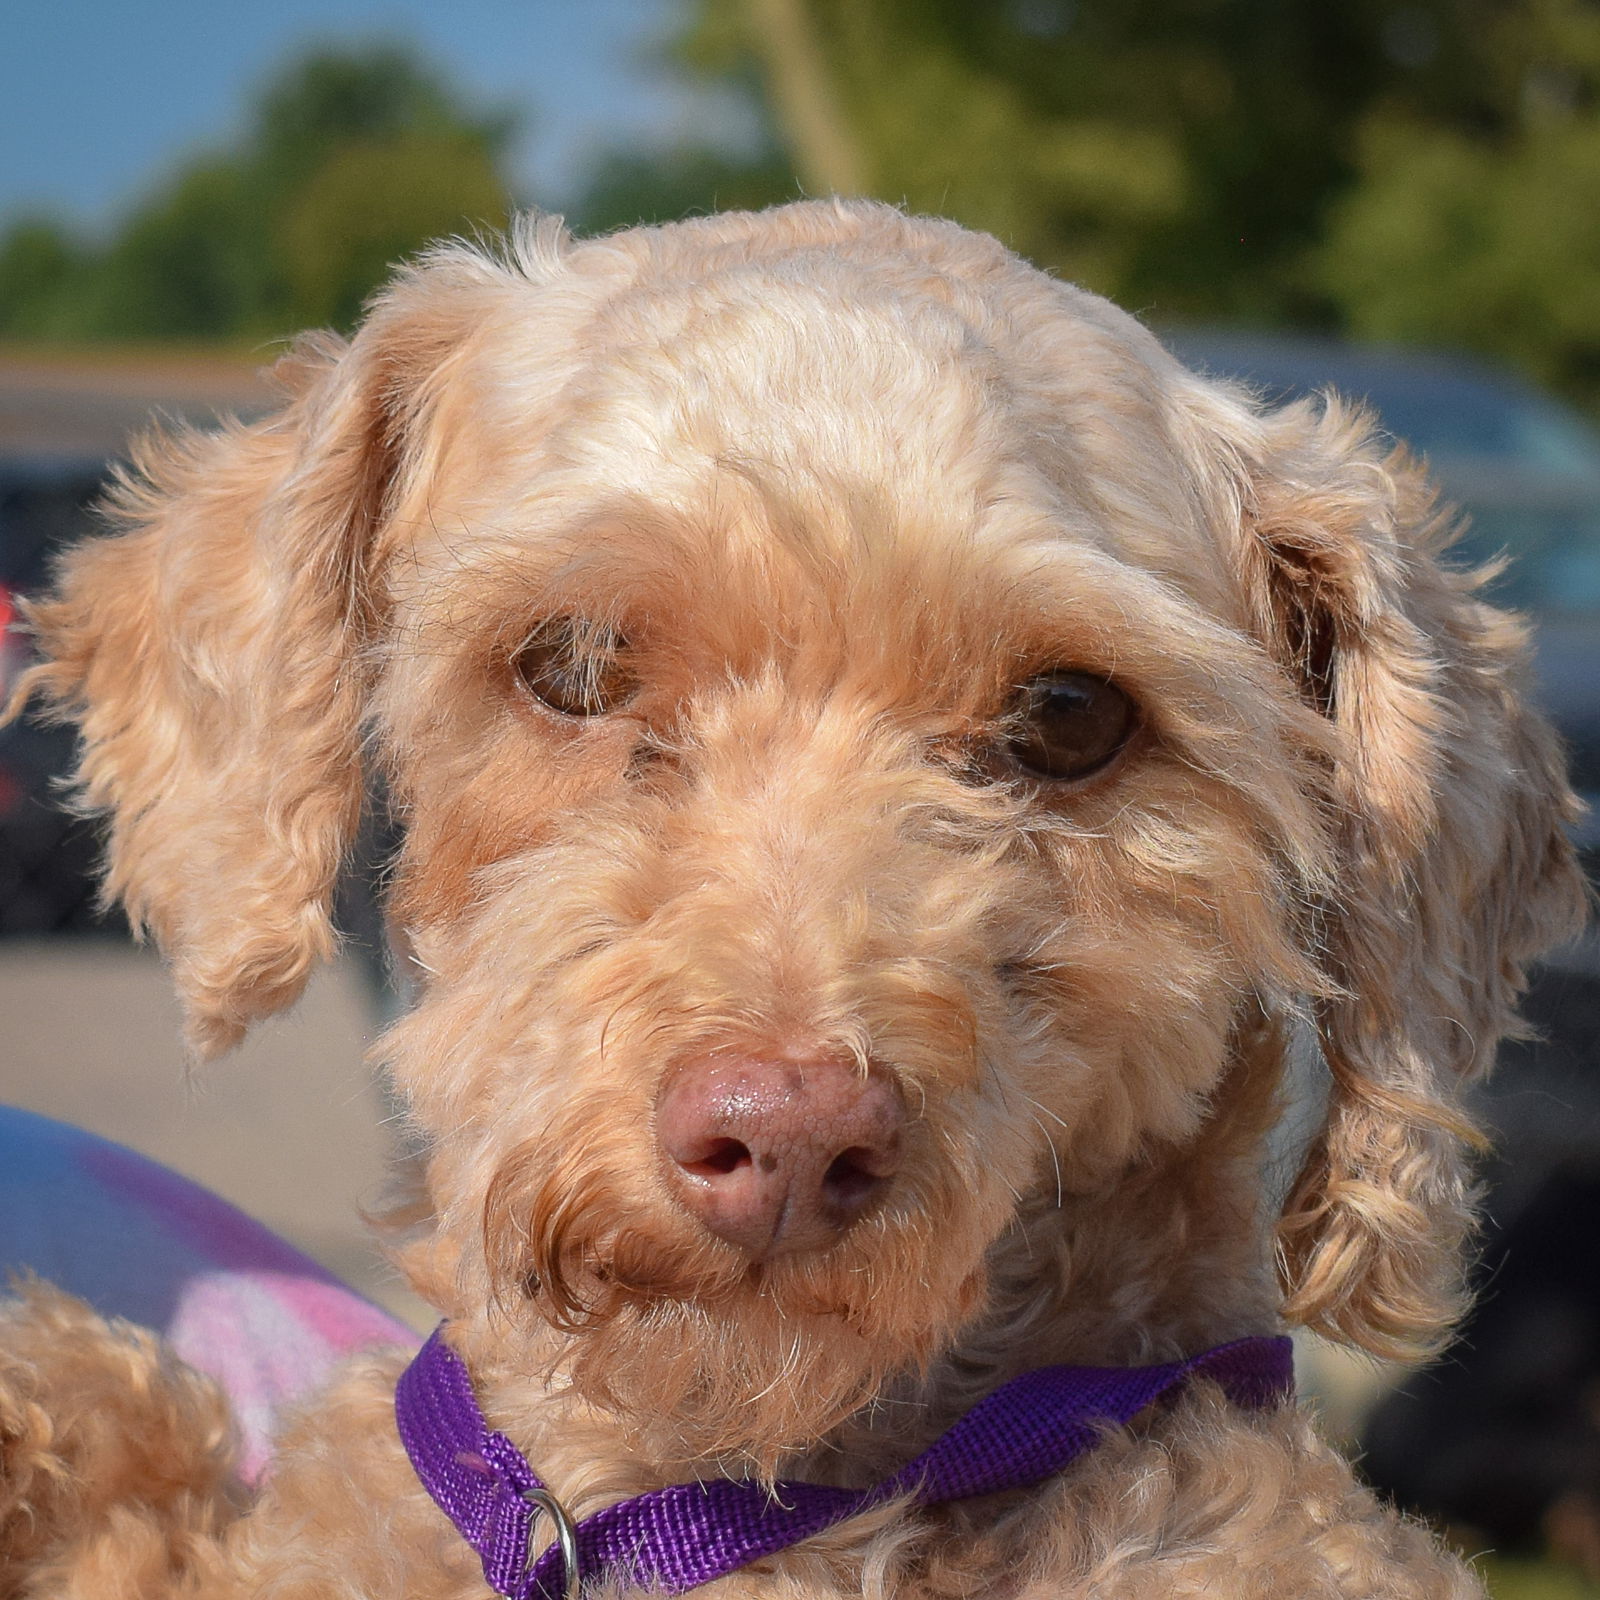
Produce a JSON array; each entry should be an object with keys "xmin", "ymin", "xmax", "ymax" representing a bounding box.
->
[
  {"xmin": 1025, "ymin": 1111, "xmax": 1066, "ymax": 1210},
  {"xmin": 1022, "ymin": 1094, "xmax": 1071, "ymax": 1134}
]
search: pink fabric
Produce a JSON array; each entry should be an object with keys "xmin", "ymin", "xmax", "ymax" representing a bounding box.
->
[{"xmin": 168, "ymin": 1270, "xmax": 415, "ymax": 1480}]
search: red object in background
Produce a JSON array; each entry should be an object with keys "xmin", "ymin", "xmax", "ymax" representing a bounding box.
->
[{"xmin": 0, "ymin": 582, "xmax": 19, "ymax": 813}]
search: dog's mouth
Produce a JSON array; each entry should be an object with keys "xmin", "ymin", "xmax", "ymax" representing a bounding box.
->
[
  {"xmin": 483, "ymin": 1114, "xmax": 984, "ymax": 1345},
  {"xmin": 503, "ymin": 1194, "xmax": 891, "ymax": 1329},
  {"xmin": 494, "ymin": 1214, "xmax": 993, "ymax": 1470},
  {"xmin": 466, "ymin": 1015, "xmax": 1038, "ymax": 1463}
]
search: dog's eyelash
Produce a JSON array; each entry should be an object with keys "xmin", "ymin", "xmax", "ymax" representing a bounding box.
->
[{"xmin": 510, "ymin": 617, "xmax": 637, "ymax": 718}]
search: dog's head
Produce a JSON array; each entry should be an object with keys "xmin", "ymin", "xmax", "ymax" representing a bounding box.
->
[{"xmin": 18, "ymin": 202, "xmax": 1584, "ymax": 1465}]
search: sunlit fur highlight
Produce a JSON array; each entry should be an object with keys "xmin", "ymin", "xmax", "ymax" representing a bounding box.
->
[{"xmin": 1, "ymin": 199, "xmax": 1585, "ymax": 1596}]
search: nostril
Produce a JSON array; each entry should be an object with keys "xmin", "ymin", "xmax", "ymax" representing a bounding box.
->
[
  {"xmin": 682, "ymin": 1137, "xmax": 752, "ymax": 1179},
  {"xmin": 822, "ymin": 1147, "xmax": 888, "ymax": 1211}
]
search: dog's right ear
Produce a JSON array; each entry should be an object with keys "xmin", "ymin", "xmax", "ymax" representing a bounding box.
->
[
  {"xmin": 1211, "ymin": 391, "xmax": 1588, "ymax": 1360},
  {"xmin": 8, "ymin": 231, "xmax": 558, "ymax": 1056}
]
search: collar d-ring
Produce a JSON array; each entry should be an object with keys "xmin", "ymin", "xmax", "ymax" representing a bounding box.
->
[{"xmin": 518, "ymin": 1484, "xmax": 580, "ymax": 1600}]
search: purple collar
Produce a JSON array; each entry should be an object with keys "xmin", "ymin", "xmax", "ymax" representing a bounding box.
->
[{"xmin": 396, "ymin": 1324, "xmax": 1293, "ymax": 1599}]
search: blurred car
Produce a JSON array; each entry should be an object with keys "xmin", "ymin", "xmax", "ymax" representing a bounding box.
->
[
  {"xmin": 0, "ymin": 455, "xmax": 122, "ymax": 935},
  {"xmin": 1162, "ymin": 330, "xmax": 1600, "ymax": 854}
]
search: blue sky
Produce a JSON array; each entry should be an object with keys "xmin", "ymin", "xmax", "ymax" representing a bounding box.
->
[{"xmin": 3, "ymin": 0, "xmax": 754, "ymax": 234}]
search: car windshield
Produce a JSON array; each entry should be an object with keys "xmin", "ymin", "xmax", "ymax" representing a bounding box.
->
[
  {"xmin": 1451, "ymin": 507, "xmax": 1600, "ymax": 614},
  {"xmin": 1164, "ymin": 333, "xmax": 1600, "ymax": 617}
]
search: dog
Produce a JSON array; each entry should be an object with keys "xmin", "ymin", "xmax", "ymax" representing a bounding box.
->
[{"xmin": 0, "ymin": 199, "xmax": 1586, "ymax": 1598}]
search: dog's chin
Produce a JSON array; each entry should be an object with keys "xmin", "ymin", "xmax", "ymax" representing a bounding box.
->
[
  {"xmin": 481, "ymin": 1142, "xmax": 997, "ymax": 1470},
  {"xmin": 539, "ymin": 1249, "xmax": 981, "ymax": 1471},
  {"xmin": 489, "ymin": 1220, "xmax": 980, "ymax": 1472},
  {"xmin": 551, "ymin": 1286, "xmax": 921, "ymax": 1474}
]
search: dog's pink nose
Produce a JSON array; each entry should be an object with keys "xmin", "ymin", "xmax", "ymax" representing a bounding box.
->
[{"xmin": 656, "ymin": 1054, "xmax": 904, "ymax": 1257}]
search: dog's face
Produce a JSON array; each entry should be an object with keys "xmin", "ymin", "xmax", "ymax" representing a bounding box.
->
[{"xmin": 20, "ymin": 203, "xmax": 1583, "ymax": 1466}]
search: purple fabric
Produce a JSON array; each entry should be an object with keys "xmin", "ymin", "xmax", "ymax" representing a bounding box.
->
[
  {"xmin": 0, "ymin": 1106, "xmax": 418, "ymax": 1481},
  {"xmin": 396, "ymin": 1324, "xmax": 1294, "ymax": 1599}
]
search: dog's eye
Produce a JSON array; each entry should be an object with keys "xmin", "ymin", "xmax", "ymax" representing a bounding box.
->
[
  {"xmin": 1005, "ymin": 672, "xmax": 1136, "ymax": 782},
  {"xmin": 511, "ymin": 618, "xmax": 636, "ymax": 718}
]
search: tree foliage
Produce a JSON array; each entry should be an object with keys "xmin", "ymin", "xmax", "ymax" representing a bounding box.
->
[
  {"xmin": 0, "ymin": 221, "xmax": 87, "ymax": 339},
  {"xmin": 1316, "ymin": 2, "xmax": 1600, "ymax": 408},
  {"xmin": 8, "ymin": 7, "xmax": 1600, "ymax": 414},
  {"xmin": 657, "ymin": 0, "xmax": 1600, "ymax": 409},
  {"xmin": 0, "ymin": 44, "xmax": 513, "ymax": 343},
  {"xmin": 572, "ymin": 144, "xmax": 797, "ymax": 237}
]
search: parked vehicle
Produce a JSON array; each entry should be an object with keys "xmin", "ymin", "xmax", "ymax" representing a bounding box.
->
[{"xmin": 0, "ymin": 456, "xmax": 120, "ymax": 935}]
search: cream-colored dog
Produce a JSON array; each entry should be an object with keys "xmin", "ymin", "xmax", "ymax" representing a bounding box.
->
[{"xmin": 1, "ymin": 200, "xmax": 1586, "ymax": 1598}]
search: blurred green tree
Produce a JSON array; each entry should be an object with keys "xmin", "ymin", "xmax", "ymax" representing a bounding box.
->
[
  {"xmin": 0, "ymin": 220, "xmax": 87, "ymax": 339},
  {"xmin": 629, "ymin": 0, "xmax": 1600, "ymax": 409},
  {"xmin": 1316, "ymin": 1, "xmax": 1600, "ymax": 408},
  {"xmin": 78, "ymin": 162, "xmax": 261, "ymax": 339},
  {"xmin": 280, "ymin": 131, "xmax": 510, "ymax": 329},
  {"xmin": 11, "ymin": 5, "xmax": 1600, "ymax": 415},
  {"xmin": 574, "ymin": 143, "xmax": 797, "ymax": 235},
  {"xmin": 666, "ymin": 0, "xmax": 1480, "ymax": 320},
  {"xmin": 0, "ymin": 42, "xmax": 513, "ymax": 343}
]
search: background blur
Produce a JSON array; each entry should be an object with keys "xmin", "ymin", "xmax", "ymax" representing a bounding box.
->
[{"xmin": 2, "ymin": 3, "xmax": 1598, "ymax": 1595}]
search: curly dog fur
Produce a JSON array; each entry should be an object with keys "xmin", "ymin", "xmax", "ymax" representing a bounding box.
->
[{"xmin": 1, "ymin": 200, "xmax": 1587, "ymax": 1597}]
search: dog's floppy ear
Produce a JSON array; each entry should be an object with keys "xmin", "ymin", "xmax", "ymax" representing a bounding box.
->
[
  {"xmin": 11, "ymin": 239, "xmax": 534, "ymax": 1057},
  {"xmin": 1212, "ymin": 392, "xmax": 1588, "ymax": 1360}
]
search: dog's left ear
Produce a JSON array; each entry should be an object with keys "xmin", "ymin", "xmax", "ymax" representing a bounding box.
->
[
  {"xmin": 11, "ymin": 232, "xmax": 556, "ymax": 1057},
  {"xmin": 1195, "ymin": 385, "xmax": 1588, "ymax": 1360}
]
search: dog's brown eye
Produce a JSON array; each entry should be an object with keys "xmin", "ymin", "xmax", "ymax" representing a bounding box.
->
[
  {"xmin": 511, "ymin": 617, "xmax": 636, "ymax": 718},
  {"xmin": 1005, "ymin": 671, "xmax": 1136, "ymax": 781}
]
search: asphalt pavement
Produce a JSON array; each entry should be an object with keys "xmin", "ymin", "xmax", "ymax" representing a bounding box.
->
[{"xmin": 0, "ymin": 937, "xmax": 430, "ymax": 1328}]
